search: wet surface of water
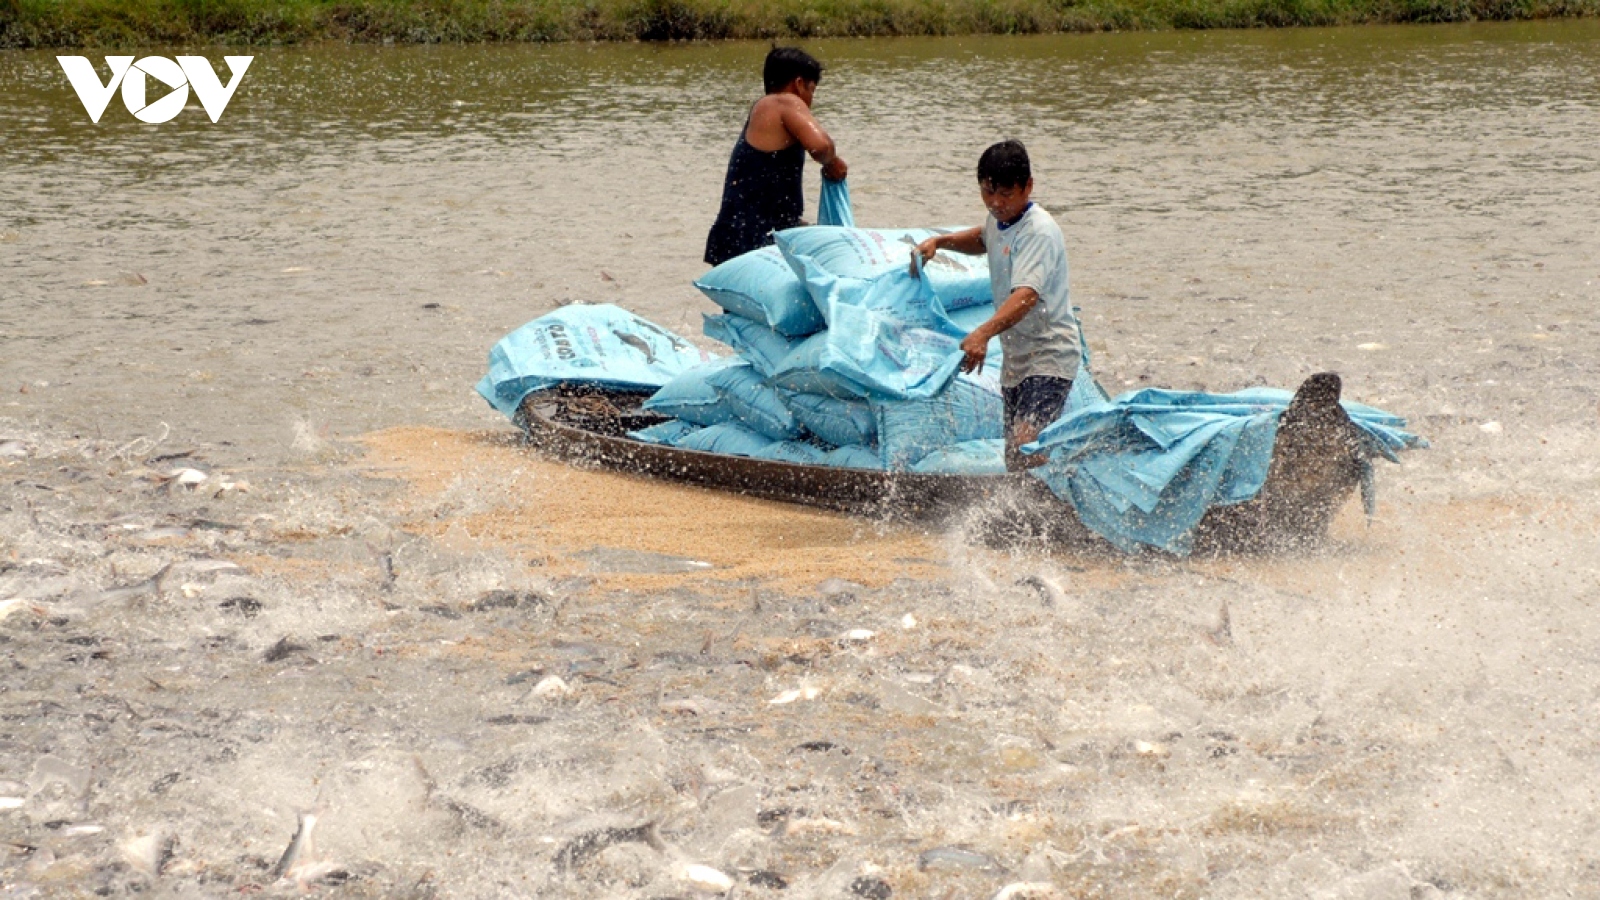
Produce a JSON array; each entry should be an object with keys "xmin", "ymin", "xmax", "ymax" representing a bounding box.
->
[{"xmin": 4, "ymin": 21, "xmax": 1600, "ymax": 898}]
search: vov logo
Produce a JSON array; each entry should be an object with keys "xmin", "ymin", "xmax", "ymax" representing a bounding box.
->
[{"xmin": 58, "ymin": 56, "xmax": 253, "ymax": 124}]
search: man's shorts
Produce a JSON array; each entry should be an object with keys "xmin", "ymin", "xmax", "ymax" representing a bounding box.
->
[{"xmin": 1003, "ymin": 375, "xmax": 1074, "ymax": 437}]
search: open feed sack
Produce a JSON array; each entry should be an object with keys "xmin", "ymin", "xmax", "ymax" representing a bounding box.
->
[
  {"xmin": 477, "ymin": 303, "xmax": 716, "ymax": 418},
  {"xmin": 819, "ymin": 261, "xmax": 1005, "ymax": 368},
  {"xmin": 704, "ymin": 361, "xmax": 802, "ymax": 441},
  {"xmin": 694, "ymin": 245, "xmax": 826, "ymax": 337},
  {"xmin": 769, "ymin": 301, "xmax": 965, "ymax": 402},
  {"xmin": 874, "ymin": 372, "xmax": 1004, "ymax": 471},
  {"xmin": 642, "ymin": 357, "xmax": 739, "ymax": 426},
  {"xmin": 775, "ymin": 226, "xmax": 992, "ymax": 313}
]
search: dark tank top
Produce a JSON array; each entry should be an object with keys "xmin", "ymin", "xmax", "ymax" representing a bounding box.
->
[{"xmin": 703, "ymin": 120, "xmax": 805, "ymax": 266}]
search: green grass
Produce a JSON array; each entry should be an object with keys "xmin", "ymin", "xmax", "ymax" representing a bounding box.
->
[{"xmin": 2, "ymin": 0, "xmax": 1595, "ymax": 47}]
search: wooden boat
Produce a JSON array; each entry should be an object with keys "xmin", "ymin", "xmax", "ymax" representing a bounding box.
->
[{"xmin": 515, "ymin": 372, "xmax": 1378, "ymax": 553}]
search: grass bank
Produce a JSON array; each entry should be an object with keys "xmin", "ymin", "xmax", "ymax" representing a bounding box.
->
[{"xmin": 3, "ymin": 0, "xmax": 1595, "ymax": 47}]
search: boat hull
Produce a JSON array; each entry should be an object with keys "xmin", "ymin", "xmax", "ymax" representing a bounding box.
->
[{"xmin": 514, "ymin": 372, "xmax": 1372, "ymax": 553}]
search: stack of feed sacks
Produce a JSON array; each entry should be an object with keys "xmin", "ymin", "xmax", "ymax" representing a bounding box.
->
[{"xmin": 631, "ymin": 226, "xmax": 1010, "ymax": 474}]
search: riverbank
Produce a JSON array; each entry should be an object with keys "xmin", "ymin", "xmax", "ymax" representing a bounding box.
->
[{"xmin": 3, "ymin": 0, "xmax": 1595, "ymax": 47}]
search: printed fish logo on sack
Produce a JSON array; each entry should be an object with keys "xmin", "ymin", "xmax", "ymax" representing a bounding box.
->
[{"xmin": 58, "ymin": 56, "xmax": 253, "ymax": 123}]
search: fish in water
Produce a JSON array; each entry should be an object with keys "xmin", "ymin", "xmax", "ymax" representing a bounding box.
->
[
  {"xmin": 0, "ymin": 597, "xmax": 38, "ymax": 625},
  {"xmin": 268, "ymin": 807, "xmax": 323, "ymax": 881},
  {"xmin": 120, "ymin": 829, "xmax": 177, "ymax": 877},
  {"xmin": 369, "ymin": 544, "xmax": 397, "ymax": 592},
  {"xmin": 553, "ymin": 821, "xmax": 665, "ymax": 870},
  {"xmin": 783, "ymin": 816, "xmax": 857, "ymax": 837},
  {"xmin": 612, "ymin": 330, "xmax": 659, "ymax": 364},
  {"xmin": 95, "ymin": 564, "xmax": 174, "ymax": 604},
  {"xmin": 1205, "ymin": 597, "xmax": 1232, "ymax": 647},
  {"xmin": 411, "ymin": 757, "xmax": 507, "ymax": 835},
  {"xmin": 678, "ymin": 862, "xmax": 735, "ymax": 892},
  {"xmin": 918, "ymin": 846, "xmax": 1003, "ymax": 872},
  {"xmin": 263, "ymin": 637, "xmax": 307, "ymax": 663},
  {"xmin": 1015, "ymin": 573, "xmax": 1065, "ymax": 608},
  {"xmin": 851, "ymin": 876, "xmax": 893, "ymax": 899}
]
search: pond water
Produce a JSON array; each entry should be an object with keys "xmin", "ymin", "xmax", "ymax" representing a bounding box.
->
[{"xmin": 2, "ymin": 21, "xmax": 1600, "ymax": 898}]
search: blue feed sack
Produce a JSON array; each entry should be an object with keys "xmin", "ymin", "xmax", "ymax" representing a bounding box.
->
[
  {"xmin": 769, "ymin": 301, "xmax": 964, "ymax": 401},
  {"xmin": 755, "ymin": 440, "xmax": 831, "ymax": 465},
  {"xmin": 642, "ymin": 357, "xmax": 740, "ymax": 427},
  {"xmin": 874, "ymin": 373, "xmax": 1004, "ymax": 470},
  {"xmin": 676, "ymin": 422, "xmax": 775, "ymax": 458},
  {"xmin": 822, "ymin": 445, "xmax": 885, "ymax": 470},
  {"xmin": 704, "ymin": 361, "xmax": 803, "ymax": 441},
  {"xmin": 782, "ymin": 391, "xmax": 876, "ymax": 448},
  {"xmin": 911, "ymin": 439, "xmax": 1007, "ymax": 475},
  {"xmin": 694, "ymin": 246, "xmax": 826, "ymax": 338},
  {"xmin": 702, "ymin": 313, "xmax": 803, "ymax": 379},
  {"xmin": 799, "ymin": 258, "xmax": 943, "ymax": 331},
  {"xmin": 775, "ymin": 227, "xmax": 935, "ymax": 281},
  {"xmin": 627, "ymin": 419, "xmax": 699, "ymax": 446},
  {"xmin": 477, "ymin": 303, "xmax": 717, "ymax": 418},
  {"xmin": 775, "ymin": 226, "xmax": 992, "ymax": 313},
  {"xmin": 817, "ymin": 177, "xmax": 854, "ymax": 228}
]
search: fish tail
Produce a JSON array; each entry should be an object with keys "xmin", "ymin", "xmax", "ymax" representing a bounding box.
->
[{"xmin": 642, "ymin": 820, "xmax": 666, "ymax": 854}]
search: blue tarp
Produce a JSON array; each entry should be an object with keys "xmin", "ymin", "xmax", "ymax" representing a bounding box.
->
[{"xmin": 1023, "ymin": 386, "xmax": 1425, "ymax": 555}]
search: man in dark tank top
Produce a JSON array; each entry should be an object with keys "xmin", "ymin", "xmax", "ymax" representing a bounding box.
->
[{"xmin": 703, "ymin": 46, "xmax": 849, "ymax": 267}]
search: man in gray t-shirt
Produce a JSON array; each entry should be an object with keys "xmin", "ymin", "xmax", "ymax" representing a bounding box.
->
[{"xmin": 912, "ymin": 140, "xmax": 1082, "ymax": 470}]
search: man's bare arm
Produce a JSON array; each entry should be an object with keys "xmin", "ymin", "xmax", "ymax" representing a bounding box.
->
[
  {"xmin": 957, "ymin": 286, "xmax": 1040, "ymax": 374},
  {"xmin": 778, "ymin": 98, "xmax": 847, "ymax": 180},
  {"xmin": 910, "ymin": 227, "xmax": 985, "ymax": 274}
]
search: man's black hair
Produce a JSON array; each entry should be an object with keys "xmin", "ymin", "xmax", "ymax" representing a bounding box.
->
[
  {"xmin": 764, "ymin": 46, "xmax": 823, "ymax": 94},
  {"xmin": 978, "ymin": 140, "xmax": 1032, "ymax": 189}
]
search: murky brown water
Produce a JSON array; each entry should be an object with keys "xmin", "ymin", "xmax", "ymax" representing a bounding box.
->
[
  {"xmin": 4, "ymin": 21, "xmax": 1600, "ymax": 898},
  {"xmin": 4, "ymin": 23, "xmax": 1599, "ymax": 458}
]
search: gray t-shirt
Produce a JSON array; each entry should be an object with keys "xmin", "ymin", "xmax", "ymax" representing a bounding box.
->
[{"xmin": 982, "ymin": 204, "xmax": 1080, "ymax": 387}]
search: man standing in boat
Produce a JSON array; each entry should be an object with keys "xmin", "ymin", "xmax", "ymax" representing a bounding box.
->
[
  {"xmin": 912, "ymin": 140, "xmax": 1081, "ymax": 471},
  {"xmin": 704, "ymin": 46, "xmax": 849, "ymax": 266}
]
